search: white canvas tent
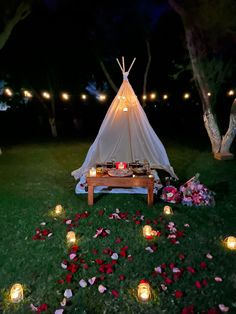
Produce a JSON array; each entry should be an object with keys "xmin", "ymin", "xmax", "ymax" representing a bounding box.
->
[{"xmin": 72, "ymin": 58, "xmax": 177, "ymax": 183}]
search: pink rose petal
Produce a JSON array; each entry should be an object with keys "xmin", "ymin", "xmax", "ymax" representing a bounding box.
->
[
  {"xmin": 215, "ymin": 276, "xmax": 223, "ymax": 282},
  {"xmin": 88, "ymin": 277, "xmax": 96, "ymax": 285},
  {"xmin": 98, "ymin": 284, "xmax": 107, "ymax": 293},
  {"xmin": 219, "ymin": 304, "xmax": 229, "ymax": 312},
  {"xmin": 69, "ymin": 253, "xmax": 77, "ymax": 260}
]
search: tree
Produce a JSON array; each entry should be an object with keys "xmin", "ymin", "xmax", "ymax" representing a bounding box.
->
[
  {"xmin": 0, "ymin": 0, "xmax": 32, "ymax": 152},
  {"xmin": 0, "ymin": 0, "xmax": 32, "ymax": 50},
  {"xmin": 169, "ymin": 0, "xmax": 236, "ymax": 159}
]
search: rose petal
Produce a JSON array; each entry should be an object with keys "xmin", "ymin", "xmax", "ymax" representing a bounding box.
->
[
  {"xmin": 206, "ymin": 253, "xmax": 213, "ymax": 259},
  {"xmin": 69, "ymin": 253, "xmax": 77, "ymax": 260},
  {"xmin": 145, "ymin": 246, "xmax": 154, "ymax": 253},
  {"xmin": 215, "ymin": 276, "xmax": 223, "ymax": 282},
  {"xmin": 61, "ymin": 262, "xmax": 67, "ymax": 269},
  {"xmin": 160, "ymin": 284, "xmax": 167, "ymax": 291},
  {"xmin": 111, "ymin": 253, "xmax": 119, "ymax": 260},
  {"xmin": 111, "ymin": 289, "xmax": 119, "ymax": 298},
  {"xmin": 65, "ymin": 220, "xmax": 72, "ymax": 225},
  {"xmin": 79, "ymin": 279, "xmax": 87, "ymax": 288},
  {"xmin": 88, "ymin": 277, "xmax": 96, "ymax": 285},
  {"xmin": 172, "ymin": 267, "xmax": 181, "ymax": 273},
  {"xmin": 55, "ymin": 310, "xmax": 64, "ymax": 314},
  {"xmin": 30, "ymin": 304, "xmax": 38, "ymax": 311},
  {"xmin": 98, "ymin": 284, "xmax": 107, "ymax": 293},
  {"xmin": 40, "ymin": 222, "xmax": 46, "ymax": 226},
  {"xmin": 219, "ymin": 304, "xmax": 230, "ymax": 312},
  {"xmin": 154, "ymin": 266, "xmax": 162, "ymax": 273},
  {"xmin": 64, "ymin": 289, "xmax": 73, "ymax": 299},
  {"xmin": 60, "ymin": 298, "xmax": 66, "ymax": 307}
]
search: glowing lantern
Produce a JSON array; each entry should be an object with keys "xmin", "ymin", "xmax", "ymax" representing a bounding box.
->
[
  {"xmin": 89, "ymin": 167, "xmax": 96, "ymax": 177},
  {"xmin": 143, "ymin": 225, "xmax": 152, "ymax": 238},
  {"xmin": 55, "ymin": 204, "xmax": 63, "ymax": 215},
  {"xmin": 224, "ymin": 236, "xmax": 236, "ymax": 250},
  {"xmin": 137, "ymin": 280, "xmax": 151, "ymax": 302},
  {"xmin": 66, "ymin": 231, "xmax": 76, "ymax": 244},
  {"xmin": 115, "ymin": 162, "xmax": 127, "ymax": 170},
  {"xmin": 163, "ymin": 205, "xmax": 173, "ymax": 215},
  {"xmin": 10, "ymin": 283, "xmax": 23, "ymax": 303}
]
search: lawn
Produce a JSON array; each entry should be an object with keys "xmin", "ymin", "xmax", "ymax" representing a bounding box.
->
[{"xmin": 0, "ymin": 138, "xmax": 236, "ymax": 314}]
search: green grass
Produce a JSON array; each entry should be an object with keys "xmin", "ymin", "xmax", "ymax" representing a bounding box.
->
[{"xmin": 0, "ymin": 138, "xmax": 236, "ymax": 313}]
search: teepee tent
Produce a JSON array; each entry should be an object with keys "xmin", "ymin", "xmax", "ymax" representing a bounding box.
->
[{"xmin": 72, "ymin": 58, "xmax": 177, "ymax": 180}]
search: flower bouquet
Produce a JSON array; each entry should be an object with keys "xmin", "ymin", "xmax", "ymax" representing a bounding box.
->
[
  {"xmin": 160, "ymin": 177, "xmax": 181, "ymax": 204},
  {"xmin": 179, "ymin": 173, "xmax": 215, "ymax": 207}
]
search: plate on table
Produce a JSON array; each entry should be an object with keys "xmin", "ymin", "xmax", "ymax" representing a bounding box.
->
[{"xmin": 108, "ymin": 169, "xmax": 133, "ymax": 177}]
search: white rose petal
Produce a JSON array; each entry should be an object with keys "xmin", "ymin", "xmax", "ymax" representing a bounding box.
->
[
  {"xmin": 79, "ymin": 279, "xmax": 87, "ymax": 288},
  {"xmin": 206, "ymin": 253, "xmax": 213, "ymax": 259},
  {"xmin": 40, "ymin": 222, "xmax": 46, "ymax": 226},
  {"xmin": 61, "ymin": 262, "xmax": 67, "ymax": 269},
  {"xmin": 105, "ymin": 229, "xmax": 110, "ymax": 234},
  {"xmin": 65, "ymin": 220, "xmax": 72, "ymax": 225},
  {"xmin": 172, "ymin": 267, "xmax": 181, "ymax": 273},
  {"xmin": 111, "ymin": 253, "xmax": 119, "ymax": 260},
  {"xmin": 48, "ymin": 233, "xmax": 53, "ymax": 237},
  {"xmin": 145, "ymin": 247, "xmax": 154, "ymax": 253},
  {"xmin": 64, "ymin": 289, "xmax": 72, "ymax": 299},
  {"xmin": 60, "ymin": 298, "xmax": 67, "ymax": 307},
  {"xmin": 55, "ymin": 310, "xmax": 64, "ymax": 314},
  {"xmin": 140, "ymin": 215, "xmax": 144, "ymax": 221},
  {"xmin": 98, "ymin": 284, "xmax": 107, "ymax": 293},
  {"xmin": 160, "ymin": 284, "xmax": 167, "ymax": 291},
  {"xmin": 115, "ymin": 208, "xmax": 120, "ymax": 213}
]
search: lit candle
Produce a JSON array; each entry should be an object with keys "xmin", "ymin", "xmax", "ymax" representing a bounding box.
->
[
  {"xmin": 55, "ymin": 204, "xmax": 63, "ymax": 215},
  {"xmin": 143, "ymin": 225, "xmax": 152, "ymax": 238},
  {"xmin": 66, "ymin": 231, "xmax": 76, "ymax": 244},
  {"xmin": 163, "ymin": 205, "xmax": 173, "ymax": 215},
  {"xmin": 225, "ymin": 236, "xmax": 236, "ymax": 250},
  {"xmin": 137, "ymin": 280, "xmax": 151, "ymax": 302},
  {"xmin": 118, "ymin": 162, "xmax": 125, "ymax": 170},
  {"xmin": 10, "ymin": 283, "xmax": 24, "ymax": 303},
  {"xmin": 89, "ymin": 167, "xmax": 96, "ymax": 177}
]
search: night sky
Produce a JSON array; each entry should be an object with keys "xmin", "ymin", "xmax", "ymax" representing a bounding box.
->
[{"xmin": 0, "ymin": 0, "xmax": 185, "ymax": 94}]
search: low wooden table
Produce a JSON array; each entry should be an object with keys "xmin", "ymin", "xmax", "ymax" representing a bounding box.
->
[{"xmin": 86, "ymin": 175, "xmax": 154, "ymax": 206}]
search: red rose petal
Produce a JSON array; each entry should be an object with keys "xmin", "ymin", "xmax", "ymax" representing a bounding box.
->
[
  {"xmin": 200, "ymin": 261, "xmax": 207, "ymax": 269},
  {"xmin": 175, "ymin": 290, "xmax": 183, "ymax": 298},
  {"xmin": 195, "ymin": 281, "xmax": 202, "ymax": 289},
  {"xmin": 111, "ymin": 290, "xmax": 119, "ymax": 298}
]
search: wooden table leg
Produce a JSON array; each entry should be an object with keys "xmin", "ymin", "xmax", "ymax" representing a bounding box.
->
[
  {"xmin": 88, "ymin": 185, "xmax": 94, "ymax": 205},
  {"xmin": 147, "ymin": 183, "xmax": 154, "ymax": 206}
]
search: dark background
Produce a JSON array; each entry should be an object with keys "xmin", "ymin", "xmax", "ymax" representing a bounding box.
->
[{"xmin": 0, "ymin": 0, "xmax": 234, "ymax": 143}]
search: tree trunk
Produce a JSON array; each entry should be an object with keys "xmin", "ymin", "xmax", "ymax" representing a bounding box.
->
[
  {"xmin": 220, "ymin": 99, "xmax": 236, "ymax": 154},
  {"xmin": 99, "ymin": 60, "xmax": 118, "ymax": 93},
  {"xmin": 49, "ymin": 118, "xmax": 57, "ymax": 137},
  {"xmin": 0, "ymin": 1, "xmax": 31, "ymax": 50},
  {"xmin": 142, "ymin": 40, "xmax": 151, "ymax": 107}
]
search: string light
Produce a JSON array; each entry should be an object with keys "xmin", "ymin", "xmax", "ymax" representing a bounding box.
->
[
  {"xmin": 227, "ymin": 90, "xmax": 235, "ymax": 96},
  {"xmin": 183, "ymin": 93, "xmax": 190, "ymax": 99},
  {"xmin": 81, "ymin": 94, "xmax": 87, "ymax": 100},
  {"xmin": 23, "ymin": 90, "xmax": 33, "ymax": 98},
  {"xmin": 61, "ymin": 92, "xmax": 70, "ymax": 101},
  {"xmin": 207, "ymin": 92, "xmax": 211, "ymax": 97},
  {"xmin": 42, "ymin": 91, "xmax": 51, "ymax": 99},
  {"xmin": 142, "ymin": 95, "xmax": 147, "ymax": 100},
  {"xmin": 150, "ymin": 93, "xmax": 156, "ymax": 100},
  {"xmin": 163, "ymin": 94, "xmax": 168, "ymax": 100},
  {"xmin": 4, "ymin": 88, "xmax": 13, "ymax": 97},
  {"xmin": 99, "ymin": 94, "xmax": 106, "ymax": 101}
]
